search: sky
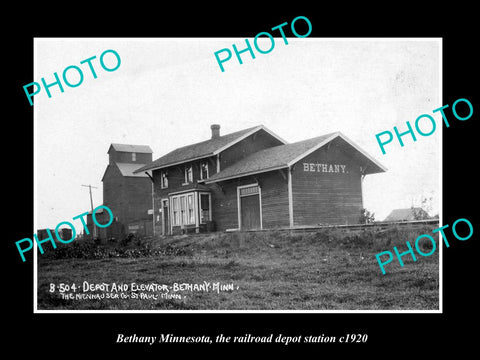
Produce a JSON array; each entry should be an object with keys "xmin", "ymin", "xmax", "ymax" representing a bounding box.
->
[{"xmin": 34, "ymin": 38, "xmax": 441, "ymax": 234}]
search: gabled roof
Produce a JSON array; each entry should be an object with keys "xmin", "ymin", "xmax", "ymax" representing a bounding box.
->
[
  {"xmin": 134, "ymin": 125, "xmax": 286, "ymax": 173},
  {"xmin": 383, "ymin": 208, "xmax": 429, "ymax": 221},
  {"xmin": 108, "ymin": 143, "xmax": 153, "ymax": 154},
  {"xmin": 116, "ymin": 163, "xmax": 150, "ymax": 177},
  {"xmin": 204, "ymin": 132, "xmax": 387, "ymax": 184},
  {"xmin": 101, "ymin": 163, "xmax": 150, "ymax": 181}
]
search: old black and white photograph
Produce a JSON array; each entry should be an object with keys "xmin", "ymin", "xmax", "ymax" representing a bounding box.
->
[
  {"xmin": 32, "ymin": 37, "xmax": 442, "ymax": 312},
  {"xmin": 6, "ymin": 6, "xmax": 480, "ymax": 355}
]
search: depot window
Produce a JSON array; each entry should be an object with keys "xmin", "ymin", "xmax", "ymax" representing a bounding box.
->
[
  {"xmin": 184, "ymin": 165, "xmax": 193, "ymax": 184},
  {"xmin": 160, "ymin": 171, "xmax": 168, "ymax": 189},
  {"xmin": 200, "ymin": 193, "xmax": 211, "ymax": 223},
  {"xmin": 200, "ymin": 161, "xmax": 209, "ymax": 180},
  {"xmin": 171, "ymin": 193, "xmax": 195, "ymax": 226}
]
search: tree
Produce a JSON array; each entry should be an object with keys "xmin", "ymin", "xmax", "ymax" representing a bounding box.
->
[
  {"xmin": 411, "ymin": 194, "xmax": 433, "ymax": 220},
  {"xmin": 359, "ymin": 208, "xmax": 375, "ymax": 224}
]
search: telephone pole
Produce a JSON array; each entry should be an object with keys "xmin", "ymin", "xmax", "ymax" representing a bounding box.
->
[{"xmin": 82, "ymin": 184, "xmax": 98, "ymax": 237}]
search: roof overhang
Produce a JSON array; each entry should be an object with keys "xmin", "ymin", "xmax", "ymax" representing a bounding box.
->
[
  {"xmin": 108, "ymin": 143, "xmax": 153, "ymax": 154},
  {"xmin": 204, "ymin": 132, "xmax": 387, "ymax": 183},
  {"xmin": 133, "ymin": 125, "xmax": 287, "ymax": 174},
  {"xmin": 287, "ymin": 132, "xmax": 387, "ymax": 174},
  {"xmin": 204, "ymin": 165, "xmax": 288, "ymax": 184},
  {"xmin": 212, "ymin": 125, "xmax": 288, "ymax": 155},
  {"xmin": 167, "ymin": 187, "xmax": 212, "ymax": 196},
  {"xmin": 133, "ymin": 154, "xmax": 213, "ymax": 174}
]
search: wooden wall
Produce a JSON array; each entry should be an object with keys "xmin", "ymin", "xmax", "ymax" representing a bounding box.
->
[
  {"xmin": 108, "ymin": 150, "xmax": 152, "ymax": 165},
  {"xmin": 220, "ymin": 129, "xmax": 284, "ymax": 170},
  {"xmin": 211, "ymin": 170, "xmax": 289, "ymax": 231},
  {"xmin": 152, "ymin": 155, "xmax": 218, "ymax": 235},
  {"xmin": 102, "ymin": 164, "xmax": 152, "ymax": 239},
  {"xmin": 151, "ymin": 129, "xmax": 283, "ymax": 233},
  {"xmin": 291, "ymin": 139, "xmax": 363, "ymax": 226}
]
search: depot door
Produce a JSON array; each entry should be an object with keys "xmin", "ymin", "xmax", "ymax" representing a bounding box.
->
[{"xmin": 238, "ymin": 185, "xmax": 262, "ymax": 230}]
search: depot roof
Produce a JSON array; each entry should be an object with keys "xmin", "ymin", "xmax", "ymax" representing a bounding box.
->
[
  {"xmin": 134, "ymin": 125, "xmax": 286, "ymax": 173},
  {"xmin": 204, "ymin": 132, "xmax": 387, "ymax": 183}
]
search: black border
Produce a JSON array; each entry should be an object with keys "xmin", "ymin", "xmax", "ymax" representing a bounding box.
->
[{"xmin": 7, "ymin": 6, "xmax": 478, "ymax": 355}]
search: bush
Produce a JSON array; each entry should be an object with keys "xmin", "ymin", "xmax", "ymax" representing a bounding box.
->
[
  {"xmin": 371, "ymin": 224, "xmax": 438, "ymax": 252},
  {"xmin": 107, "ymin": 237, "xmax": 117, "ymax": 244},
  {"xmin": 359, "ymin": 208, "xmax": 375, "ymax": 224},
  {"xmin": 120, "ymin": 233, "xmax": 136, "ymax": 246},
  {"xmin": 340, "ymin": 231, "xmax": 373, "ymax": 248},
  {"xmin": 416, "ymin": 236, "xmax": 435, "ymax": 253}
]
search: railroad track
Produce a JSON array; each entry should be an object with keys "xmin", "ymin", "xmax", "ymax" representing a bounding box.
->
[{"xmin": 236, "ymin": 219, "xmax": 440, "ymax": 234}]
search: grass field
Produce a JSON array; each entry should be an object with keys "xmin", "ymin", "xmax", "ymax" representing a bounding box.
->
[{"xmin": 37, "ymin": 225, "xmax": 440, "ymax": 311}]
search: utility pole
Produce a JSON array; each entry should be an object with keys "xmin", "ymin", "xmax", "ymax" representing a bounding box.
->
[{"xmin": 82, "ymin": 184, "xmax": 98, "ymax": 237}]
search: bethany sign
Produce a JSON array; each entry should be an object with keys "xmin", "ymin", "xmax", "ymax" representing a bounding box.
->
[{"xmin": 302, "ymin": 163, "xmax": 347, "ymax": 173}]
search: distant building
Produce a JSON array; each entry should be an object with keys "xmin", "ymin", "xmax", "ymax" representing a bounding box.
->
[
  {"xmin": 36, "ymin": 229, "xmax": 55, "ymax": 241},
  {"xmin": 36, "ymin": 228, "xmax": 72, "ymax": 245},
  {"xmin": 134, "ymin": 124, "xmax": 386, "ymax": 234},
  {"xmin": 383, "ymin": 207, "xmax": 430, "ymax": 222},
  {"xmin": 98, "ymin": 143, "xmax": 154, "ymax": 239},
  {"xmin": 85, "ymin": 207, "xmax": 109, "ymax": 239}
]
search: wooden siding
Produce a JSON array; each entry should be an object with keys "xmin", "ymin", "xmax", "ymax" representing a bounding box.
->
[
  {"xmin": 153, "ymin": 156, "xmax": 217, "ymax": 196},
  {"xmin": 150, "ymin": 130, "xmax": 283, "ymax": 233},
  {"xmin": 211, "ymin": 171, "xmax": 289, "ymax": 231},
  {"xmin": 127, "ymin": 219, "xmax": 153, "ymax": 236},
  {"xmin": 152, "ymin": 155, "xmax": 217, "ymax": 234},
  {"xmin": 152, "ymin": 165, "xmax": 183, "ymax": 235},
  {"xmin": 109, "ymin": 150, "xmax": 152, "ymax": 165},
  {"xmin": 291, "ymin": 139, "xmax": 363, "ymax": 226},
  {"xmin": 210, "ymin": 180, "xmax": 239, "ymax": 230},
  {"xmin": 102, "ymin": 164, "xmax": 152, "ymax": 238},
  {"xmin": 219, "ymin": 129, "xmax": 284, "ymax": 170}
]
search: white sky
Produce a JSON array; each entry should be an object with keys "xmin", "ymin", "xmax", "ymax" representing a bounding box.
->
[{"xmin": 35, "ymin": 38, "xmax": 441, "ymax": 234}]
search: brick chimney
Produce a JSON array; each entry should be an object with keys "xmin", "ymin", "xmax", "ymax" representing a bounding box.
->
[{"xmin": 211, "ymin": 124, "xmax": 220, "ymax": 139}]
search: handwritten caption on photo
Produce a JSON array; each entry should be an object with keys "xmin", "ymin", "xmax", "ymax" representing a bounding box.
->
[{"xmin": 48, "ymin": 281, "xmax": 240, "ymax": 301}]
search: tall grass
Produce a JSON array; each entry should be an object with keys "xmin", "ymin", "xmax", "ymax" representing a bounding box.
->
[{"xmin": 37, "ymin": 224, "xmax": 439, "ymax": 310}]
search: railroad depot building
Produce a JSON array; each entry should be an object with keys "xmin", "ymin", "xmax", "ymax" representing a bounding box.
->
[{"xmin": 134, "ymin": 125, "xmax": 386, "ymax": 235}]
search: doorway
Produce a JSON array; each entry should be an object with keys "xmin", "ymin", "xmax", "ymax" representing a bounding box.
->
[
  {"xmin": 162, "ymin": 199, "xmax": 169, "ymax": 235},
  {"xmin": 238, "ymin": 184, "xmax": 262, "ymax": 230}
]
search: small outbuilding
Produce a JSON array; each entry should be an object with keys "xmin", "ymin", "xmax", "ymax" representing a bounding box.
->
[{"xmin": 383, "ymin": 208, "xmax": 430, "ymax": 222}]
